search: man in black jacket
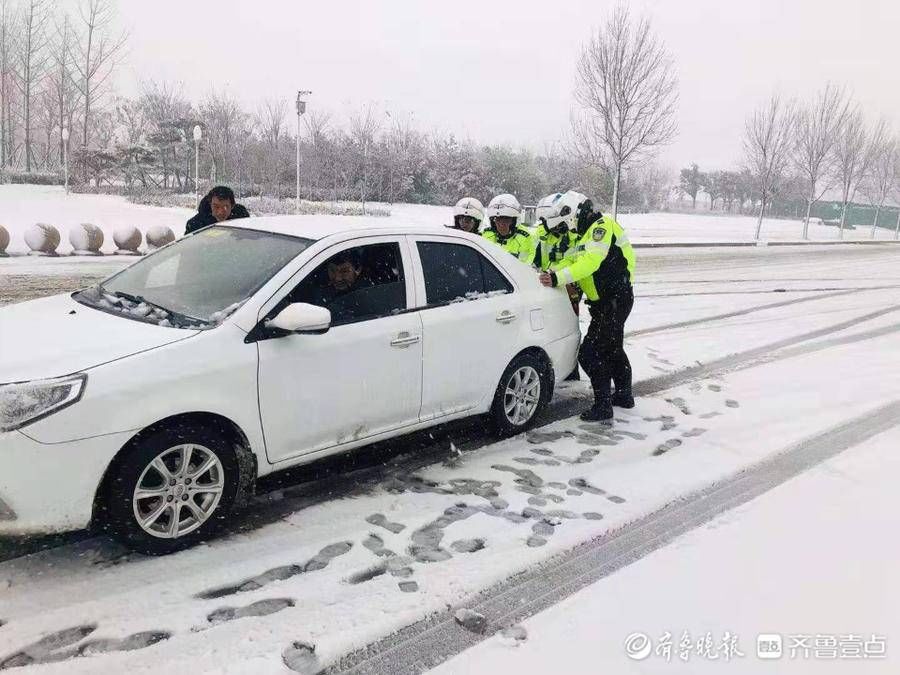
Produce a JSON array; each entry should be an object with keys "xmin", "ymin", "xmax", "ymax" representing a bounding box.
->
[{"xmin": 184, "ymin": 186, "xmax": 250, "ymax": 234}]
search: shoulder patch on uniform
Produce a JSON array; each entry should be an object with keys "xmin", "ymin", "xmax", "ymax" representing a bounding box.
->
[{"xmin": 593, "ymin": 227, "xmax": 607, "ymax": 241}]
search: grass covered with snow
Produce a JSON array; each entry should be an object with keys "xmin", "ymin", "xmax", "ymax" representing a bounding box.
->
[{"xmin": 1, "ymin": 185, "xmax": 898, "ymax": 258}]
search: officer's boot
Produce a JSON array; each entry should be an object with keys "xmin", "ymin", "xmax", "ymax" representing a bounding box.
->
[
  {"xmin": 580, "ymin": 397, "xmax": 614, "ymax": 423},
  {"xmin": 611, "ymin": 390, "xmax": 635, "ymax": 408}
]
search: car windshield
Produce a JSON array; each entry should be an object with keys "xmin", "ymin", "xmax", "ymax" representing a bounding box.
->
[{"xmin": 76, "ymin": 226, "xmax": 313, "ymax": 328}]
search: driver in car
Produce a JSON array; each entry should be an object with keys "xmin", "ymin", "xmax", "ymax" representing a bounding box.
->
[{"xmin": 310, "ymin": 250, "xmax": 374, "ymax": 321}]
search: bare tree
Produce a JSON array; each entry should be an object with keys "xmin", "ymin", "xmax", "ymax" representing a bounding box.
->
[
  {"xmin": 862, "ymin": 133, "xmax": 898, "ymax": 238},
  {"xmin": 12, "ymin": 0, "xmax": 52, "ymax": 172},
  {"xmin": 677, "ymin": 163, "xmax": 702, "ymax": 208},
  {"xmin": 231, "ymin": 112, "xmax": 254, "ymax": 196},
  {"xmin": 572, "ymin": 3, "xmax": 677, "ymax": 218},
  {"xmin": 140, "ymin": 80, "xmax": 193, "ymax": 189},
  {"xmin": 349, "ymin": 103, "xmax": 381, "ymax": 213},
  {"xmin": 834, "ymin": 111, "xmax": 885, "ymax": 238},
  {"xmin": 200, "ymin": 90, "xmax": 242, "ymax": 182},
  {"xmin": 743, "ymin": 94, "xmax": 796, "ymax": 239},
  {"xmin": 73, "ymin": 0, "xmax": 126, "ymax": 175},
  {"xmin": 47, "ymin": 13, "xmax": 79, "ymax": 167},
  {"xmin": 0, "ymin": 0, "xmax": 18, "ymax": 170},
  {"xmin": 792, "ymin": 83, "xmax": 851, "ymax": 238},
  {"xmin": 256, "ymin": 98, "xmax": 287, "ymax": 195},
  {"xmin": 302, "ymin": 108, "xmax": 331, "ymax": 198}
]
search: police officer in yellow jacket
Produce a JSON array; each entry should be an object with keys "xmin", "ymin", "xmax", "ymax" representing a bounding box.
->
[
  {"xmin": 482, "ymin": 193, "xmax": 536, "ymax": 264},
  {"xmin": 539, "ymin": 194, "xmax": 636, "ymax": 422},
  {"xmin": 533, "ymin": 193, "xmax": 578, "ymax": 271},
  {"xmin": 535, "ymin": 192, "xmax": 584, "ymax": 380},
  {"xmin": 450, "ymin": 197, "xmax": 485, "ymax": 233}
]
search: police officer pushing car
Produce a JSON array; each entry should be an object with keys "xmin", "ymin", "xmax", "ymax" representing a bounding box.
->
[{"xmin": 538, "ymin": 193, "xmax": 636, "ymax": 423}]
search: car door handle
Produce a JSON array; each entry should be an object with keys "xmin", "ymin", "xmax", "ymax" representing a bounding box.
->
[
  {"xmin": 496, "ymin": 310, "xmax": 517, "ymax": 324},
  {"xmin": 391, "ymin": 332, "xmax": 421, "ymax": 348}
]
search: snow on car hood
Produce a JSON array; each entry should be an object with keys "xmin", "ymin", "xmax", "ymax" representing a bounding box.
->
[{"xmin": 0, "ymin": 293, "xmax": 199, "ymax": 382}]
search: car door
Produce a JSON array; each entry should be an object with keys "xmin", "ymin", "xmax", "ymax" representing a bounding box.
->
[
  {"xmin": 256, "ymin": 237, "xmax": 423, "ymax": 463},
  {"xmin": 409, "ymin": 236, "xmax": 523, "ymax": 421}
]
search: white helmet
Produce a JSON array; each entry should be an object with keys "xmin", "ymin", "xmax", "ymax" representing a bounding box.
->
[
  {"xmin": 453, "ymin": 197, "xmax": 485, "ymax": 224},
  {"xmin": 542, "ymin": 190, "xmax": 589, "ymax": 232},
  {"xmin": 486, "ymin": 193, "xmax": 522, "ymax": 221},
  {"xmin": 535, "ymin": 193, "xmax": 563, "ymax": 222}
]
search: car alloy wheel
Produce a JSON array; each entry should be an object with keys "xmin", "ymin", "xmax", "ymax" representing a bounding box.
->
[
  {"xmin": 503, "ymin": 365, "xmax": 541, "ymax": 426},
  {"xmin": 132, "ymin": 443, "xmax": 225, "ymax": 539}
]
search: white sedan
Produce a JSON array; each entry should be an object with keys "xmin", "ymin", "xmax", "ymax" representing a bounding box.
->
[{"xmin": 0, "ymin": 217, "xmax": 579, "ymax": 553}]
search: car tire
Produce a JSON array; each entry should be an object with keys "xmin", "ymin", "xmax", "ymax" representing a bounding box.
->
[
  {"xmin": 489, "ymin": 352, "xmax": 553, "ymax": 437},
  {"xmin": 102, "ymin": 422, "xmax": 243, "ymax": 555}
]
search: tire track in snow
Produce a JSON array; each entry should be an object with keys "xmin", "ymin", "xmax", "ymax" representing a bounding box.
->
[
  {"xmin": 628, "ymin": 287, "xmax": 860, "ymax": 337},
  {"xmin": 634, "ymin": 303, "xmax": 900, "ymax": 396},
  {"xmin": 325, "ymin": 401, "xmax": 900, "ymax": 674}
]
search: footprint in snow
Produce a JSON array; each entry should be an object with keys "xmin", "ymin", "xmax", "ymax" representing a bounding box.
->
[
  {"xmin": 450, "ymin": 538, "xmax": 485, "ymax": 553},
  {"xmin": 681, "ymin": 428, "xmax": 708, "ymax": 438},
  {"xmin": 725, "ymin": 399, "xmax": 741, "ymax": 408},
  {"xmin": 282, "ymin": 641, "xmax": 321, "ymax": 675},
  {"xmin": 207, "ymin": 598, "xmax": 295, "ymax": 624},
  {"xmin": 363, "ymin": 533, "xmax": 396, "ymax": 558},
  {"xmin": 653, "ymin": 438, "xmax": 683, "ymax": 456},
  {"xmin": 347, "ymin": 564, "xmax": 388, "ymax": 585},
  {"xmin": 196, "ymin": 541, "xmax": 352, "ymax": 599},
  {"xmin": 0, "ymin": 625, "xmax": 171, "ymax": 669},
  {"xmin": 666, "ymin": 397, "xmax": 692, "ymax": 415},
  {"xmin": 78, "ymin": 631, "xmax": 171, "ymax": 656},
  {"xmin": 365, "ymin": 513, "xmax": 406, "ymax": 534},
  {"xmin": 568, "ymin": 477, "xmax": 605, "ymax": 495},
  {"xmin": 0, "ymin": 625, "xmax": 96, "ymax": 669}
]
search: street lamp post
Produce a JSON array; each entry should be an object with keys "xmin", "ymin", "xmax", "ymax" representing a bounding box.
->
[
  {"xmin": 295, "ymin": 90, "xmax": 312, "ymax": 214},
  {"xmin": 193, "ymin": 125, "xmax": 202, "ymax": 203},
  {"xmin": 61, "ymin": 127, "xmax": 70, "ymax": 194}
]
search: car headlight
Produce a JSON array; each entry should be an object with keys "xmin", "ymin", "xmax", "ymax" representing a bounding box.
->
[{"xmin": 0, "ymin": 374, "xmax": 87, "ymax": 432}]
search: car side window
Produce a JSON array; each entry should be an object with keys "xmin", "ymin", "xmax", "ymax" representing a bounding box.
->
[
  {"xmin": 288, "ymin": 242, "xmax": 406, "ymax": 325},
  {"xmin": 416, "ymin": 241, "xmax": 514, "ymax": 306}
]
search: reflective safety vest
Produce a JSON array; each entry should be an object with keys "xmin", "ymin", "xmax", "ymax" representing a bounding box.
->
[
  {"xmin": 482, "ymin": 226, "xmax": 536, "ymax": 264},
  {"xmin": 533, "ymin": 224, "xmax": 578, "ymax": 272},
  {"xmin": 550, "ymin": 216, "xmax": 636, "ymax": 302}
]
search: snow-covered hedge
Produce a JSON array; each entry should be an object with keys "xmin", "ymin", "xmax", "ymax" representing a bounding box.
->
[{"xmin": 2, "ymin": 170, "xmax": 64, "ymax": 185}]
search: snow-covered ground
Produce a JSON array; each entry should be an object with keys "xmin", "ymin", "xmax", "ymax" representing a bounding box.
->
[
  {"xmin": 1, "ymin": 186, "xmax": 897, "ymax": 262},
  {"xmin": 1, "ymin": 227, "xmax": 898, "ymax": 672},
  {"xmin": 436, "ymin": 427, "xmax": 900, "ymax": 674}
]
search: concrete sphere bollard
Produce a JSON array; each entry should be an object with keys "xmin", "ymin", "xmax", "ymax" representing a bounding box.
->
[
  {"xmin": 113, "ymin": 225, "xmax": 143, "ymax": 255},
  {"xmin": 0, "ymin": 224, "xmax": 9, "ymax": 256},
  {"xmin": 69, "ymin": 223, "xmax": 105, "ymax": 256},
  {"xmin": 25, "ymin": 223, "xmax": 61, "ymax": 256},
  {"xmin": 145, "ymin": 225, "xmax": 175, "ymax": 250}
]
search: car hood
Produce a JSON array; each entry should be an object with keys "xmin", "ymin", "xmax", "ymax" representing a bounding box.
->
[{"xmin": 0, "ymin": 293, "xmax": 200, "ymax": 382}]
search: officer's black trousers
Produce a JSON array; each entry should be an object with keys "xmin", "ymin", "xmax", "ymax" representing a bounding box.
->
[{"xmin": 578, "ymin": 284, "xmax": 634, "ymax": 403}]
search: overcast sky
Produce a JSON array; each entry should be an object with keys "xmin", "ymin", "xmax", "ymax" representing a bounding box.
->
[{"xmin": 111, "ymin": 0, "xmax": 899, "ymax": 171}]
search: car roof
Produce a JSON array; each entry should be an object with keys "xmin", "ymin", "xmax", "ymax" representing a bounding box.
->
[{"xmin": 219, "ymin": 214, "xmax": 454, "ymax": 241}]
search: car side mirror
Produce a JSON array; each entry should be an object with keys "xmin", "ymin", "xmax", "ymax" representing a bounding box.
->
[{"xmin": 265, "ymin": 303, "xmax": 331, "ymax": 334}]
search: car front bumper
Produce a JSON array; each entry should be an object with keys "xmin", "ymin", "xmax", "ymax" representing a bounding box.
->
[{"xmin": 0, "ymin": 429, "xmax": 133, "ymax": 536}]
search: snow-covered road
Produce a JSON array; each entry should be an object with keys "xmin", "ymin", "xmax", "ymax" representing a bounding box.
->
[{"xmin": 0, "ymin": 243, "xmax": 898, "ymax": 674}]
